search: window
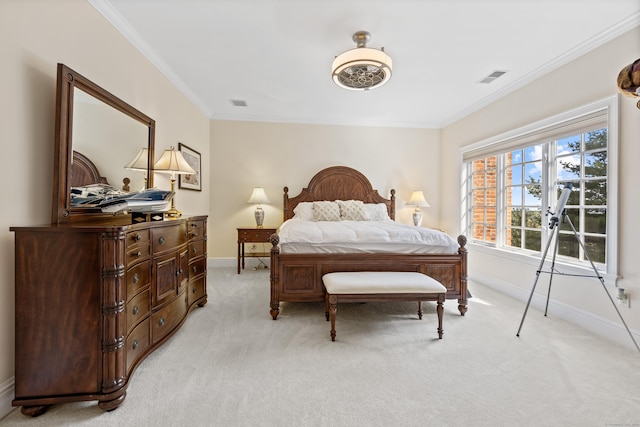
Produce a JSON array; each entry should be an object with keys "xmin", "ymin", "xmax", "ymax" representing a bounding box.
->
[{"xmin": 461, "ymin": 97, "xmax": 618, "ymax": 276}]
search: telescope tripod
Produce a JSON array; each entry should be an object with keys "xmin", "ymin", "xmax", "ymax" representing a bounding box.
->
[{"xmin": 516, "ymin": 210, "xmax": 640, "ymax": 354}]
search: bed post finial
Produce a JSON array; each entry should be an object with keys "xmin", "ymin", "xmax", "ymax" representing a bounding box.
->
[
  {"xmin": 390, "ymin": 189, "xmax": 396, "ymax": 220},
  {"xmin": 283, "ymin": 186, "xmax": 289, "ymax": 222}
]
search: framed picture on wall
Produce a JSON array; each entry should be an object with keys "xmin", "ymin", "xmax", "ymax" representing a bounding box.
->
[{"xmin": 178, "ymin": 143, "xmax": 201, "ymax": 191}]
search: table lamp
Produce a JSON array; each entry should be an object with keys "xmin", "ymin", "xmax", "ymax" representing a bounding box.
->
[
  {"xmin": 247, "ymin": 187, "xmax": 271, "ymax": 227},
  {"xmin": 153, "ymin": 146, "xmax": 195, "ymax": 217},
  {"xmin": 406, "ymin": 190, "xmax": 430, "ymax": 226}
]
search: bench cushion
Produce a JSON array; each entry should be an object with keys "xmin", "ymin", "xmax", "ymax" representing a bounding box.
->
[{"xmin": 323, "ymin": 271, "xmax": 446, "ymax": 294}]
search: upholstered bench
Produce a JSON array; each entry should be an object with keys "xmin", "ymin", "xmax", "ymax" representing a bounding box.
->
[{"xmin": 322, "ymin": 271, "xmax": 447, "ymax": 342}]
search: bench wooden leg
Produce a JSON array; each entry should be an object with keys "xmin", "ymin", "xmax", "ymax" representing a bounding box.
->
[
  {"xmin": 437, "ymin": 294, "xmax": 444, "ymax": 339},
  {"xmin": 324, "ymin": 291, "xmax": 330, "ymax": 321},
  {"xmin": 417, "ymin": 301, "xmax": 423, "ymax": 320},
  {"xmin": 328, "ymin": 294, "xmax": 337, "ymax": 341}
]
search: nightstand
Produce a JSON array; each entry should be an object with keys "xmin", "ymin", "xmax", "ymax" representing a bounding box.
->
[{"xmin": 237, "ymin": 227, "xmax": 277, "ymax": 274}]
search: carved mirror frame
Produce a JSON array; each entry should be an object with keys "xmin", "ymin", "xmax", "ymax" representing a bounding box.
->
[{"xmin": 52, "ymin": 63, "xmax": 155, "ymax": 224}]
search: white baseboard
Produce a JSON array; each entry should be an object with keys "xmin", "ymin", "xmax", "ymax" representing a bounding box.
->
[
  {"xmin": 0, "ymin": 377, "xmax": 15, "ymax": 420},
  {"xmin": 471, "ymin": 272, "xmax": 640, "ymax": 351}
]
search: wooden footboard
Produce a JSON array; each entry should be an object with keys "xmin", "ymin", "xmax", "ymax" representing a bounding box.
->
[{"xmin": 269, "ymin": 234, "xmax": 467, "ymax": 320}]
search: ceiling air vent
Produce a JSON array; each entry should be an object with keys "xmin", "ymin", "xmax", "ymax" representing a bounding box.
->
[
  {"xmin": 230, "ymin": 99, "xmax": 247, "ymax": 107},
  {"xmin": 479, "ymin": 70, "xmax": 507, "ymax": 84}
]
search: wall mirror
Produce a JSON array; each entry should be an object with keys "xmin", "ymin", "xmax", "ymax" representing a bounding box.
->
[{"xmin": 52, "ymin": 63, "xmax": 155, "ymax": 224}]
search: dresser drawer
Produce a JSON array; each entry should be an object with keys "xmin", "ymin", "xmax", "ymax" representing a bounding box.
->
[
  {"xmin": 188, "ymin": 257, "xmax": 206, "ymax": 279},
  {"xmin": 188, "ymin": 276, "xmax": 206, "ymax": 307},
  {"xmin": 127, "ymin": 229, "xmax": 150, "ymax": 249},
  {"xmin": 151, "ymin": 223, "xmax": 187, "ymax": 255},
  {"xmin": 188, "ymin": 240, "xmax": 205, "ymax": 259},
  {"xmin": 239, "ymin": 228, "xmax": 274, "ymax": 243},
  {"xmin": 187, "ymin": 219, "xmax": 206, "ymax": 240},
  {"xmin": 126, "ymin": 318, "xmax": 150, "ymax": 373},
  {"xmin": 126, "ymin": 289, "xmax": 150, "ymax": 333},
  {"xmin": 152, "ymin": 292, "xmax": 188, "ymax": 344},
  {"xmin": 126, "ymin": 260, "xmax": 150, "ymax": 299}
]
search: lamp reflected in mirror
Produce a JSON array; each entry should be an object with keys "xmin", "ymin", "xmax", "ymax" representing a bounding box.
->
[
  {"xmin": 124, "ymin": 148, "xmax": 149, "ymax": 191},
  {"xmin": 247, "ymin": 187, "xmax": 271, "ymax": 227},
  {"xmin": 406, "ymin": 190, "xmax": 430, "ymax": 226},
  {"xmin": 153, "ymin": 146, "xmax": 195, "ymax": 218}
]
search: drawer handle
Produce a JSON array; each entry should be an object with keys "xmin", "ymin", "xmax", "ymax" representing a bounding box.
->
[
  {"xmin": 132, "ymin": 273, "xmax": 139, "ymax": 284},
  {"xmin": 159, "ymin": 236, "xmax": 165, "ymax": 245},
  {"xmin": 176, "ymin": 268, "xmax": 183, "ymax": 277},
  {"xmin": 158, "ymin": 317, "xmax": 165, "ymax": 327},
  {"xmin": 191, "ymin": 223, "xmax": 198, "ymax": 228},
  {"xmin": 132, "ymin": 305, "xmax": 139, "ymax": 315},
  {"xmin": 134, "ymin": 234, "xmax": 141, "ymax": 241},
  {"xmin": 190, "ymin": 232, "xmax": 199, "ymax": 238},
  {"xmin": 132, "ymin": 339, "xmax": 139, "ymax": 350}
]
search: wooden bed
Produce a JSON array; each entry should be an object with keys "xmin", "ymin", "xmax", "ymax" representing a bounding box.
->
[{"xmin": 269, "ymin": 166, "xmax": 468, "ymax": 319}]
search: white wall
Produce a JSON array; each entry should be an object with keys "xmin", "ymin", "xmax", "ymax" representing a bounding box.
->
[
  {"xmin": 440, "ymin": 27, "xmax": 640, "ymax": 347},
  {"xmin": 209, "ymin": 120, "xmax": 442, "ymax": 258},
  {"xmin": 0, "ymin": 0, "xmax": 210, "ymax": 416}
]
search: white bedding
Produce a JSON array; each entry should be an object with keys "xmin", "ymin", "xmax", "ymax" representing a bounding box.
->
[{"xmin": 277, "ymin": 218, "xmax": 460, "ymax": 254}]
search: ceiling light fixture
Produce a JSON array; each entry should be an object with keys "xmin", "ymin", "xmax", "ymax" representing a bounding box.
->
[{"xmin": 332, "ymin": 31, "xmax": 392, "ymax": 91}]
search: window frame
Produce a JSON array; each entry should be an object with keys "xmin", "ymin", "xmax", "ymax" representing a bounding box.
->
[{"xmin": 460, "ymin": 96, "xmax": 619, "ymax": 283}]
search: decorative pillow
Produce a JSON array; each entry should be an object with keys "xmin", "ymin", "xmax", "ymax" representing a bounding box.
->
[
  {"xmin": 312, "ymin": 201, "xmax": 341, "ymax": 221},
  {"xmin": 293, "ymin": 202, "xmax": 314, "ymax": 221},
  {"xmin": 337, "ymin": 199, "xmax": 368, "ymax": 221},
  {"xmin": 364, "ymin": 203, "xmax": 391, "ymax": 221}
]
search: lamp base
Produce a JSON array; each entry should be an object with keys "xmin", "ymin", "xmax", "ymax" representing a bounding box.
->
[
  {"xmin": 255, "ymin": 207, "xmax": 264, "ymax": 228},
  {"xmin": 413, "ymin": 211, "xmax": 423, "ymax": 227},
  {"xmin": 165, "ymin": 207, "xmax": 182, "ymax": 218}
]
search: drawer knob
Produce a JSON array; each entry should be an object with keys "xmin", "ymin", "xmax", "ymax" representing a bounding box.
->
[
  {"xmin": 132, "ymin": 273, "xmax": 139, "ymax": 284},
  {"xmin": 192, "ymin": 287, "xmax": 197, "ymax": 293},
  {"xmin": 134, "ymin": 234, "xmax": 141, "ymax": 241},
  {"xmin": 192, "ymin": 247, "xmax": 198, "ymax": 254},
  {"xmin": 136, "ymin": 251, "xmax": 142, "ymax": 258},
  {"xmin": 192, "ymin": 265, "xmax": 198, "ymax": 273},
  {"xmin": 132, "ymin": 339, "xmax": 139, "ymax": 350},
  {"xmin": 176, "ymin": 268, "xmax": 183, "ymax": 277},
  {"xmin": 158, "ymin": 317, "xmax": 165, "ymax": 327},
  {"xmin": 132, "ymin": 305, "xmax": 139, "ymax": 315},
  {"xmin": 159, "ymin": 236, "xmax": 165, "ymax": 244}
]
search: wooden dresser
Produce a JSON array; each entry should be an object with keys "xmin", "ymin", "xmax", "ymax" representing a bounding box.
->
[{"xmin": 10, "ymin": 215, "xmax": 207, "ymax": 415}]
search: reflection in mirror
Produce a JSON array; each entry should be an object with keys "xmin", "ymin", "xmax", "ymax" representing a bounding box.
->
[{"xmin": 72, "ymin": 89, "xmax": 150, "ymax": 195}]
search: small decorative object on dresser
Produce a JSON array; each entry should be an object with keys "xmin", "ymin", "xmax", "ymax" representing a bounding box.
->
[{"xmin": 237, "ymin": 227, "xmax": 278, "ymax": 274}]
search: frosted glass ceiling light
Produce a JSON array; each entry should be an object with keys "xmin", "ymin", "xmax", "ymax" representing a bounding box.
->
[{"xmin": 332, "ymin": 31, "xmax": 392, "ymax": 91}]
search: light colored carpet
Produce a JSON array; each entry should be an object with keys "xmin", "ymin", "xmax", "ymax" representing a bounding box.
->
[{"xmin": 2, "ymin": 267, "xmax": 639, "ymax": 427}]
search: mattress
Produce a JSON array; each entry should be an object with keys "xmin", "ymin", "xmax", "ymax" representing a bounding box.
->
[{"xmin": 277, "ymin": 218, "xmax": 459, "ymax": 254}]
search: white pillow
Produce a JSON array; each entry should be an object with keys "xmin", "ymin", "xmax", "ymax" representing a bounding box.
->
[
  {"xmin": 364, "ymin": 203, "xmax": 390, "ymax": 221},
  {"xmin": 312, "ymin": 201, "xmax": 341, "ymax": 221},
  {"xmin": 337, "ymin": 200, "xmax": 368, "ymax": 221},
  {"xmin": 293, "ymin": 202, "xmax": 314, "ymax": 221}
]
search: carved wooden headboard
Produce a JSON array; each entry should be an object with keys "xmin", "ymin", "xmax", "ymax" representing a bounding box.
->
[
  {"xmin": 283, "ymin": 166, "xmax": 396, "ymax": 221},
  {"xmin": 70, "ymin": 151, "xmax": 108, "ymax": 187}
]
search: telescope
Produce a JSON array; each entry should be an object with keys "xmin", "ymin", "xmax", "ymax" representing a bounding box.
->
[{"xmin": 548, "ymin": 182, "xmax": 573, "ymax": 229}]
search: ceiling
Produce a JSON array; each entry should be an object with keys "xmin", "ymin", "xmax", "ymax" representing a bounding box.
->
[{"xmin": 92, "ymin": 0, "xmax": 640, "ymax": 129}]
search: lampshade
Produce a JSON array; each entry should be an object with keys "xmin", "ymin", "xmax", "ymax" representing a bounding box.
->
[
  {"xmin": 124, "ymin": 148, "xmax": 149, "ymax": 170},
  {"xmin": 153, "ymin": 146, "xmax": 195, "ymax": 175},
  {"xmin": 406, "ymin": 191, "xmax": 430, "ymax": 208},
  {"xmin": 247, "ymin": 187, "xmax": 271, "ymax": 205},
  {"xmin": 332, "ymin": 31, "xmax": 392, "ymax": 91}
]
